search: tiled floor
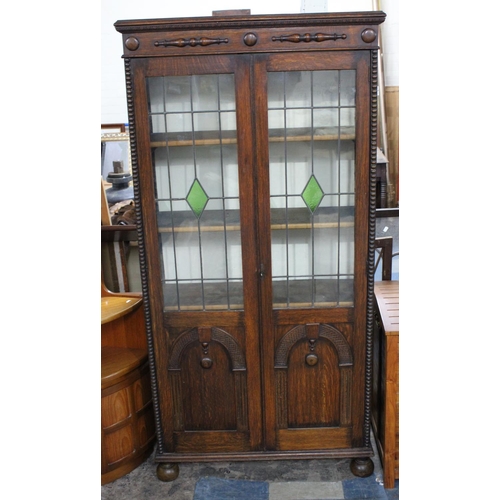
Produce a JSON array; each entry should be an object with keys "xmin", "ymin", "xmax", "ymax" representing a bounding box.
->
[{"xmin": 101, "ymin": 214, "xmax": 399, "ymax": 500}]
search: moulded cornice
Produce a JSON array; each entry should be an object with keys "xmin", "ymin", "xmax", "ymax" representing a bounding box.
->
[{"xmin": 115, "ymin": 11, "xmax": 386, "ymax": 34}]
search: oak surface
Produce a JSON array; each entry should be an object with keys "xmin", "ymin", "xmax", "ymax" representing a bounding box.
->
[{"xmin": 114, "ymin": 10, "xmax": 385, "ymax": 479}]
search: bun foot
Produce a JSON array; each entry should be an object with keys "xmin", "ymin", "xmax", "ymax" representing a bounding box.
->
[
  {"xmin": 350, "ymin": 457, "xmax": 374, "ymax": 478},
  {"xmin": 156, "ymin": 463, "xmax": 179, "ymax": 482}
]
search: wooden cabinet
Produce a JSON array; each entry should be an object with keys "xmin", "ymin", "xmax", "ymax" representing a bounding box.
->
[
  {"xmin": 372, "ymin": 280, "xmax": 399, "ymax": 489},
  {"xmin": 101, "ymin": 281, "xmax": 156, "ymax": 484},
  {"xmin": 115, "ymin": 10, "xmax": 385, "ymax": 481}
]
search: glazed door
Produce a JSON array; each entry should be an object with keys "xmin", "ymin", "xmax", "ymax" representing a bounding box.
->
[
  {"xmin": 132, "ymin": 55, "xmax": 263, "ymax": 454},
  {"xmin": 253, "ymin": 52, "xmax": 372, "ymax": 451}
]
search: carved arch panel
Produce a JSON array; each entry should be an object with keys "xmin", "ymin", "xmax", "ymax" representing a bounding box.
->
[
  {"xmin": 167, "ymin": 327, "xmax": 248, "ymax": 431},
  {"xmin": 275, "ymin": 323, "xmax": 353, "ymax": 429}
]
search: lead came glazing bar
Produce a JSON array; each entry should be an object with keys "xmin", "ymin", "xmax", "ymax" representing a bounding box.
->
[
  {"xmin": 217, "ymin": 74, "xmax": 231, "ymax": 310},
  {"xmin": 337, "ymin": 70, "xmax": 342, "ymax": 305},
  {"xmin": 190, "ymin": 77, "xmax": 207, "ymax": 311},
  {"xmin": 310, "ymin": 72, "xmax": 316, "ymax": 306}
]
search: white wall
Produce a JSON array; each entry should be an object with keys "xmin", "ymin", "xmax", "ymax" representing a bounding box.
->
[
  {"xmin": 101, "ymin": 0, "xmax": 399, "ymax": 124},
  {"xmin": 379, "ymin": 0, "xmax": 398, "ymax": 87}
]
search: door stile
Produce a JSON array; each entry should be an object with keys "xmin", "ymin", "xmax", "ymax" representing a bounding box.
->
[
  {"xmin": 351, "ymin": 51, "xmax": 372, "ymax": 448},
  {"xmin": 252, "ymin": 54, "xmax": 277, "ymax": 451},
  {"xmin": 234, "ymin": 56, "xmax": 264, "ymax": 449},
  {"xmin": 127, "ymin": 58, "xmax": 174, "ymax": 451}
]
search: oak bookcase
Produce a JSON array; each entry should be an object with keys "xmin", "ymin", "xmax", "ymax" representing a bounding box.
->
[{"xmin": 115, "ymin": 10, "xmax": 385, "ymax": 481}]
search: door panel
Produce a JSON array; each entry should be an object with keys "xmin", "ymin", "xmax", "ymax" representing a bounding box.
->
[
  {"xmin": 255, "ymin": 52, "xmax": 371, "ymax": 450},
  {"xmin": 133, "ymin": 55, "xmax": 262, "ymax": 453}
]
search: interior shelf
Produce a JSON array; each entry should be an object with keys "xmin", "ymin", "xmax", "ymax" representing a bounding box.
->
[
  {"xmin": 156, "ymin": 206, "xmax": 354, "ymax": 233},
  {"xmin": 150, "ymin": 126, "xmax": 355, "ymax": 148},
  {"xmin": 162, "ymin": 277, "xmax": 354, "ymax": 311}
]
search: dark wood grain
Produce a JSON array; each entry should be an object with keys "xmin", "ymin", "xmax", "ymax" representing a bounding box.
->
[{"xmin": 117, "ymin": 11, "xmax": 385, "ymax": 480}]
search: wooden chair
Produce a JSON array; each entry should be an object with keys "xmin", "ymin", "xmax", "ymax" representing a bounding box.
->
[
  {"xmin": 101, "ymin": 276, "xmax": 156, "ymax": 484},
  {"xmin": 371, "ymin": 237, "xmax": 399, "ymax": 489}
]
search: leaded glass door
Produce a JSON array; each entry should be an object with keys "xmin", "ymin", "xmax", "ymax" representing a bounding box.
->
[
  {"xmin": 255, "ymin": 52, "xmax": 371, "ymax": 451},
  {"xmin": 136, "ymin": 55, "xmax": 263, "ymax": 454}
]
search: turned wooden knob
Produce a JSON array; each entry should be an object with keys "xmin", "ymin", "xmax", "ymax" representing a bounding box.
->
[
  {"xmin": 305, "ymin": 353, "xmax": 318, "ymax": 366},
  {"xmin": 243, "ymin": 32, "xmax": 258, "ymax": 46},
  {"xmin": 201, "ymin": 357, "xmax": 213, "ymax": 369},
  {"xmin": 125, "ymin": 37, "xmax": 140, "ymax": 51},
  {"xmin": 361, "ymin": 29, "xmax": 376, "ymax": 43}
]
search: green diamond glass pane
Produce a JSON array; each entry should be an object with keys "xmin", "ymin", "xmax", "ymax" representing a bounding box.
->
[
  {"xmin": 187, "ymin": 179, "xmax": 209, "ymax": 218},
  {"xmin": 301, "ymin": 175, "xmax": 324, "ymax": 213}
]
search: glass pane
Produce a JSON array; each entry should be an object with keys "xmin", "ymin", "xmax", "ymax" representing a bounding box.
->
[
  {"xmin": 165, "ymin": 76, "xmax": 191, "ymax": 112},
  {"xmin": 193, "ymin": 111, "xmax": 220, "ymax": 132},
  {"xmin": 192, "ymin": 75, "xmax": 219, "ymax": 111},
  {"xmin": 312, "ymin": 70, "xmax": 339, "ymax": 107},
  {"xmin": 339, "ymin": 70, "xmax": 356, "ymax": 106},
  {"xmin": 269, "ymin": 142, "xmax": 286, "ymax": 197},
  {"xmin": 268, "ymin": 69, "xmax": 356, "ymax": 309},
  {"xmin": 286, "ymin": 108, "xmax": 311, "ymax": 133},
  {"xmin": 147, "ymin": 74, "xmax": 242, "ymax": 311},
  {"xmin": 268, "ymin": 72, "xmax": 285, "ymax": 108},
  {"xmin": 285, "ymin": 71, "xmax": 311, "ymax": 108},
  {"xmin": 313, "ymin": 108, "xmax": 338, "ymax": 131},
  {"xmin": 268, "ymin": 109, "xmax": 285, "ymax": 132},
  {"xmin": 218, "ymin": 74, "xmax": 236, "ymax": 111}
]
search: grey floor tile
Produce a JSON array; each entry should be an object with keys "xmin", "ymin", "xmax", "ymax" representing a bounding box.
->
[
  {"xmin": 194, "ymin": 477, "xmax": 268, "ymax": 500},
  {"xmin": 269, "ymin": 480, "xmax": 343, "ymax": 499}
]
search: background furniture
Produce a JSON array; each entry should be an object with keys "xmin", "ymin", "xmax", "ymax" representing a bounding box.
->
[
  {"xmin": 101, "ymin": 267, "xmax": 155, "ymax": 484},
  {"xmin": 115, "ymin": 10, "xmax": 385, "ymax": 481},
  {"xmin": 371, "ymin": 236, "xmax": 399, "ymax": 489},
  {"xmin": 376, "ymin": 148, "xmax": 389, "ymax": 209}
]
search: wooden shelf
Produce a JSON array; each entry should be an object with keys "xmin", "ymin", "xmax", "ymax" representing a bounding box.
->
[
  {"xmin": 151, "ymin": 130, "xmax": 237, "ymax": 147},
  {"xmin": 150, "ymin": 126, "xmax": 355, "ymax": 148},
  {"xmin": 101, "ymin": 225, "xmax": 138, "ymax": 241},
  {"xmin": 162, "ymin": 277, "xmax": 354, "ymax": 311},
  {"xmin": 157, "ymin": 206, "xmax": 354, "ymax": 233},
  {"xmin": 269, "ymin": 126, "xmax": 356, "ymax": 143}
]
